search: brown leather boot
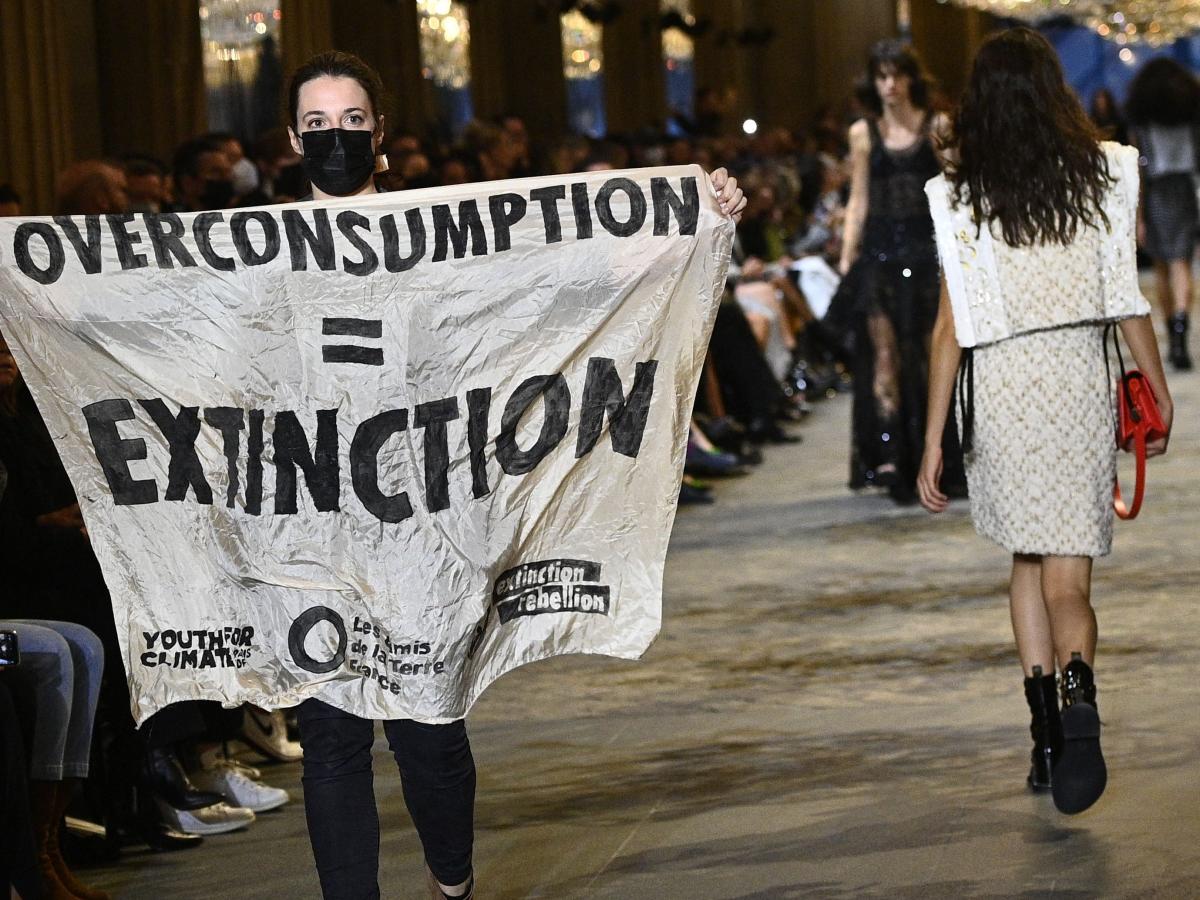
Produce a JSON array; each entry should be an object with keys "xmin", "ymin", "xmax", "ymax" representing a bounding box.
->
[
  {"xmin": 48, "ymin": 780, "xmax": 111, "ymax": 900},
  {"xmin": 29, "ymin": 780, "xmax": 78, "ymax": 900}
]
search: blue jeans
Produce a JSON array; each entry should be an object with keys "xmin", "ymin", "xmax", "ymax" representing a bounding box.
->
[
  {"xmin": 1, "ymin": 621, "xmax": 103, "ymax": 780},
  {"xmin": 297, "ymin": 698, "xmax": 475, "ymax": 899}
]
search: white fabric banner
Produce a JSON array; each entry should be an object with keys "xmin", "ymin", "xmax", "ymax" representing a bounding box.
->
[{"xmin": 0, "ymin": 166, "xmax": 732, "ymax": 724}]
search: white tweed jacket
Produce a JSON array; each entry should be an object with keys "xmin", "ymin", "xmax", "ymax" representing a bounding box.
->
[{"xmin": 925, "ymin": 142, "xmax": 1151, "ymax": 349}]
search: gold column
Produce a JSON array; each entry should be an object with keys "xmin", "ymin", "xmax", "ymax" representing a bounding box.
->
[
  {"xmin": 691, "ymin": 0, "xmax": 748, "ymax": 136},
  {"xmin": 910, "ymin": 0, "xmax": 996, "ymax": 101},
  {"xmin": 466, "ymin": 0, "xmax": 566, "ymax": 144},
  {"xmin": 0, "ymin": 0, "xmax": 76, "ymax": 214},
  {"xmin": 280, "ymin": 0, "xmax": 334, "ymax": 79},
  {"xmin": 603, "ymin": 0, "xmax": 666, "ymax": 135},
  {"xmin": 330, "ymin": 0, "xmax": 426, "ymax": 136}
]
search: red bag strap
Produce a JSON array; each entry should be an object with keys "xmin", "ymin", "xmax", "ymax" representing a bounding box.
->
[
  {"xmin": 1106, "ymin": 324, "xmax": 1146, "ymax": 521},
  {"xmin": 1112, "ymin": 418, "xmax": 1146, "ymax": 520}
]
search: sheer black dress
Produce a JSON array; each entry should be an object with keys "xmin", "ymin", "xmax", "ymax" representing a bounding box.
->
[{"xmin": 831, "ymin": 115, "xmax": 967, "ymax": 500}]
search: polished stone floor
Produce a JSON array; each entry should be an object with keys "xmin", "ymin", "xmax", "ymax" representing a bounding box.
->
[{"xmin": 84, "ymin": 332, "xmax": 1200, "ymax": 899}]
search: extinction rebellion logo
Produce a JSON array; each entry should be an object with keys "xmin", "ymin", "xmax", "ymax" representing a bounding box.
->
[{"xmin": 491, "ymin": 558, "xmax": 611, "ymax": 623}]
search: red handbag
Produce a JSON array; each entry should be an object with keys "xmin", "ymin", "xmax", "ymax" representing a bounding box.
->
[{"xmin": 1107, "ymin": 325, "xmax": 1167, "ymax": 520}]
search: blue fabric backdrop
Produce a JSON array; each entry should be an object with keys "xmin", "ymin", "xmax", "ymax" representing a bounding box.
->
[{"xmin": 1033, "ymin": 20, "xmax": 1200, "ymax": 108}]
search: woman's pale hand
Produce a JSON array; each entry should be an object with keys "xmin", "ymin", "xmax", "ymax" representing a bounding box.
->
[
  {"xmin": 916, "ymin": 446, "xmax": 949, "ymax": 513},
  {"xmin": 708, "ymin": 168, "xmax": 747, "ymax": 222},
  {"xmin": 1146, "ymin": 397, "xmax": 1173, "ymax": 457}
]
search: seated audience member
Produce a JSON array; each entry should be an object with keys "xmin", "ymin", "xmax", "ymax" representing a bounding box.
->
[
  {"xmin": 0, "ymin": 183, "xmax": 20, "ymax": 217},
  {"xmin": 0, "ymin": 620, "xmax": 107, "ymax": 900},
  {"xmin": 1, "ymin": 625, "xmax": 41, "ymax": 898},
  {"xmin": 203, "ymin": 131, "xmax": 260, "ymax": 201},
  {"xmin": 245, "ymin": 127, "xmax": 305, "ymax": 204},
  {"xmin": 121, "ymin": 155, "xmax": 168, "ymax": 214},
  {"xmin": 169, "ymin": 136, "xmax": 235, "ymax": 212},
  {"xmin": 462, "ymin": 120, "xmax": 519, "ymax": 182},
  {"xmin": 0, "ymin": 335, "xmax": 276, "ymax": 851},
  {"xmin": 54, "ymin": 162, "xmax": 128, "ymax": 216},
  {"xmin": 499, "ymin": 114, "xmax": 533, "ymax": 177}
]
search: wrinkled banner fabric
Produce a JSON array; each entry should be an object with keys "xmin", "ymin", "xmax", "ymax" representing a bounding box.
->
[{"xmin": 0, "ymin": 165, "xmax": 733, "ymax": 724}]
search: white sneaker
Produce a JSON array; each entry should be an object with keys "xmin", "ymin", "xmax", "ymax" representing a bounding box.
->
[
  {"xmin": 241, "ymin": 707, "xmax": 303, "ymax": 762},
  {"xmin": 198, "ymin": 746, "xmax": 262, "ymax": 780},
  {"xmin": 193, "ymin": 760, "xmax": 290, "ymax": 812},
  {"xmin": 157, "ymin": 799, "xmax": 255, "ymax": 835}
]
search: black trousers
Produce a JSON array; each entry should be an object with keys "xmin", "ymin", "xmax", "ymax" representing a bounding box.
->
[
  {"xmin": 0, "ymin": 679, "xmax": 39, "ymax": 900},
  {"xmin": 297, "ymin": 698, "xmax": 475, "ymax": 899}
]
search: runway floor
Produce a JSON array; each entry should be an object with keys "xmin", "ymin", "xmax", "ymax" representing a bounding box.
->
[{"xmin": 85, "ymin": 330, "xmax": 1200, "ymax": 899}]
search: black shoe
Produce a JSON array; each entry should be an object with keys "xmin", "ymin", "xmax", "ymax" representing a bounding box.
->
[
  {"xmin": 678, "ymin": 479, "xmax": 714, "ymax": 505},
  {"xmin": 747, "ymin": 419, "xmax": 802, "ymax": 445},
  {"xmin": 887, "ymin": 481, "xmax": 917, "ymax": 506},
  {"xmin": 737, "ymin": 446, "xmax": 764, "ymax": 466},
  {"xmin": 1023, "ymin": 666, "xmax": 1061, "ymax": 792},
  {"xmin": 1169, "ymin": 312, "xmax": 1193, "ymax": 371},
  {"xmin": 685, "ymin": 443, "xmax": 749, "ymax": 478},
  {"xmin": 697, "ymin": 415, "xmax": 747, "ymax": 455},
  {"xmin": 1052, "ymin": 653, "xmax": 1106, "ymax": 815},
  {"xmin": 142, "ymin": 747, "xmax": 223, "ymax": 811},
  {"xmin": 142, "ymin": 823, "xmax": 204, "ymax": 852}
]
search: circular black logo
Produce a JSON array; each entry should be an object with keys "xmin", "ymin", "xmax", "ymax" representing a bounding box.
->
[{"xmin": 288, "ymin": 606, "xmax": 347, "ymax": 674}]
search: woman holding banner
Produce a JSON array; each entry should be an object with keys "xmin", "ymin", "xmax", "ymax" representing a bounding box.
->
[
  {"xmin": 283, "ymin": 51, "xmax": 745, "ymax": 899},
  {"xmin": 917, "ymin": 28, "xmax": 1172, "ymax": 815}
]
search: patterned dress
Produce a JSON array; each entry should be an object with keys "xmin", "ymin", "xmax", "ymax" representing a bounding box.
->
[{"xmin": 965, "ymin": 224, "xmax": 1117, "ymax": 557}]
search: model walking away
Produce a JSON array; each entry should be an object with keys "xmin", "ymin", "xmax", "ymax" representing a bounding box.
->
[
  {"xmin": 917, "ymin": 28, "xmax": 1173, "ymax": 815},
  {"xmin": 1125, "ymin": 57, "xmax": 1200, "ymax": 371}
]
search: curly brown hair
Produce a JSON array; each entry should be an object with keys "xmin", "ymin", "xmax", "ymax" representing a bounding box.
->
[{"xmin": 944, "ymin": 27, "xmax": 1113, "ymax": 248}]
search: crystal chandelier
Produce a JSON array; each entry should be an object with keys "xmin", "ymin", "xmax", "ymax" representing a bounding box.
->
[
  {"xmin": 945, "ymin": 0, "xmax": 1200, "ymax": 45},
  {"xmin": 661, "ymin": 0, "xmax": 696, "ymax": 64},
  {"xmin": 562, "ymin": 9, "xmax": 604, "ymax": 81},
  {"xmin": 416, "ymin": 0, "xmax": 472, "ymax": 91},
  {"xmin": 199, "ymin": 1, "xmax": 281, "ymax": 60}
]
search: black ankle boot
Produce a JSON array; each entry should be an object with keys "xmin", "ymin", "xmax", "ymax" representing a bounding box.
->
[
  {"xmin": 1022, "ymin": 666, "xmax": 1061, "ymax": 791},
  {"xmin": 1169, "ymin": 313, "xmax": 1192, "ymax": 371},
  {"xmin": 1052, "ymin": 653, "xmax": 1107, "ymax": 815},
  {"xmin": 141, "ymin": 747, "xmax": 223, "ymax": 811}
]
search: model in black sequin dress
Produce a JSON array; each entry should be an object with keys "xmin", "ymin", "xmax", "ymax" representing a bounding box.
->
[{"xmin": 833, "ymin": 115, "xmax": 966, "ymax": 500}]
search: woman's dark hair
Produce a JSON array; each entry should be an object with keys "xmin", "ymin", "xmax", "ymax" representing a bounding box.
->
[
  {"xmin": 1125, "ymin": 57, "xmax": 1200, "ymax": 126},
  {"xmin": 287, "ymin": 51, "xmax": 385, "ymax": 130},
  {"xmin": 944, "ymin": 27, "xmax": 1112, "ymax": 248},
  {"xmin": 862, "ymin": 40, "xmax": 932, "ymax": 114}
]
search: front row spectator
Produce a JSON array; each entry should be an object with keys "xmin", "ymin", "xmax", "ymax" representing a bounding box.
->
[
  {"xmin": 0, "ymin": 183, "xmax": 20, "ymax": 217},
  {"xmin": 54, "ymin": 162, "xmax": 128, "ymax": 217},
  {"xmin": 1, "ymin": 671, "xmax": 40, "ymax": 898},
  {"xmin": 0, "ymin": 621, "xmax": 107, "ymax": 900}
]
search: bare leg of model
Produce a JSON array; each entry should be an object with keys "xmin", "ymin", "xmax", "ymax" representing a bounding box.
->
[
  {"xmin": 1040, "ymin": 555, "xmax": 1096, "ymax": 667},
  {"xmin": 1041, "ymin": 555, "xmax": 1105, "ymax": 814},
  {"xmin": 1153, "ymin": 259, "xmax": 1173, "ymax": 312},
  {"xmin": 1009, "ymin": 553, "xmax": 1054, "ymax": 676},
  {"xmin": 1168, "ymin": 257, "xmax": 1193, "ymax": 316}
]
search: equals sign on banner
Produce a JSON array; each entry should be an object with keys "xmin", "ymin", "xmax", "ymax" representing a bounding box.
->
[{"xmin": 321, "ymin": 317, "xmax": 384, "ymax": 365}]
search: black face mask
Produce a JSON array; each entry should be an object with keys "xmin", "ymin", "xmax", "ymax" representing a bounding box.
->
[
  {"xmin": 200, "ymin": 178, "xmax": 235, "ymax": 210},
  {"xmin": 300, "ymin": 128, "xmax": 376, "ymax": 196}
]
